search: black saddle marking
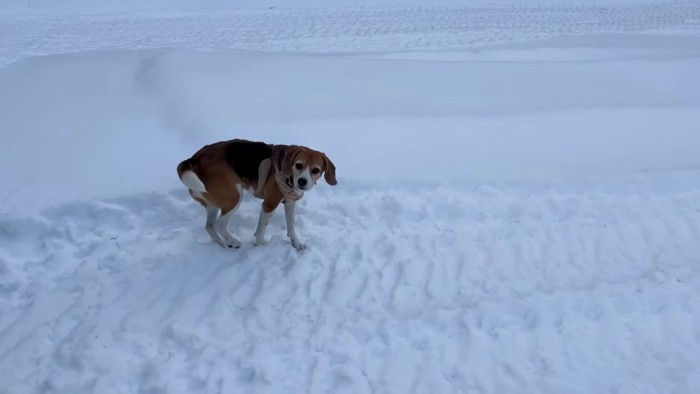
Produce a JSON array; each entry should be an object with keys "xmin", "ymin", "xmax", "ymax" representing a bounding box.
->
[{"xmin": 224, "ymin": 140, "xmax": 273, "ymax": 182}]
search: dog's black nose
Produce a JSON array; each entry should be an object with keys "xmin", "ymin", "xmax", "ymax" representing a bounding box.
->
[{"xmin": 298, "ymin": 178, "xmax": 308, "ymax": 188}]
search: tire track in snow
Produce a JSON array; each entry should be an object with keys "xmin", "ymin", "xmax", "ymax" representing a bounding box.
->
[{"xmin": 1, "ymin": 3, "xmax": 699, "ymax": 67}]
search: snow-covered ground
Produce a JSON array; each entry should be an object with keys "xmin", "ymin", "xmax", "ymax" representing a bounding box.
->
[{"xmin": 1, "ymin": 2, "xmax": 700, "ymax": 393}]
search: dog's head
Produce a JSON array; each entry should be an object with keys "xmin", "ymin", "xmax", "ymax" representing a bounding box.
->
[{"xmin": 275, "ymin": 145, "xmax": 337, "ymax": 192}]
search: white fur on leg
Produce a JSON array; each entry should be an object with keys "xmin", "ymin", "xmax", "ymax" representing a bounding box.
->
[
  {"xmin": 205, "ymin": 205, "xmax": 228, "ymax": 248},
  {"xmin": 214, "ymin": 186, "xmax": 242, "ymax": 249},
  {"xmin": 215, "ymin": 209, "xmax": 242, "ymax": 249},
  {"xmin": 254, "ymin": 208, "xmax": 273, "ymax": 246},
  {"xmin": 284, "ymin": 201, "xmax": 306, "ymax": 250}
]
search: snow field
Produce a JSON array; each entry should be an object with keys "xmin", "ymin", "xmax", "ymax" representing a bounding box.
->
[
  {"xmin": 1, "ymin": 182, "xmax": 699, "ymax": 393},
  {"xmin": 1, "ymin": 2, "xmax": 700, "ymax": 393}
]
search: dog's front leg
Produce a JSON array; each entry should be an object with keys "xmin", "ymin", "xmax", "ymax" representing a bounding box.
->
[
  {"xmin": 284, "ymin": 201, "xmax": 306, "ymax": 251},
  {"xmin": 254, "ymin": 204, "xmax": 274, "ymax": 246}
]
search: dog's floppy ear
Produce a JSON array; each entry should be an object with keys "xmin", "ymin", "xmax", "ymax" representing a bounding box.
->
[
  {"xmin": 273, "ymin": 146, "xmax": 300, "ymax": 177},
  {"xmin": 323, "ymin": 153, "xmax": 337, "ymax": 185}
]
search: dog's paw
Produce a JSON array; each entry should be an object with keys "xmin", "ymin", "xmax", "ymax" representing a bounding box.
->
[
  {"xmin": 291, "ymin": 239, "xmax": 307, "ymax": 251},
  {"xmin": 217, "ymin": 239, "xmax": 241, "ymax": 249},
  {"xmin": 255, "ymin": 238, "xmax": 268, "ymax": 247},
  {"xmin": 219, "ymin": 235, "xmax": 241, "ymax": 249}
]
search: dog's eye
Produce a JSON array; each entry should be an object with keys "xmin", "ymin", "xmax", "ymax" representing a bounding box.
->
[
  {"xmin": 295, "ymin": 163, "xmax": 303, "ymax": 170},
  {"xmin": 312, "ymin": 168, "xmax": 320, "ymax": 175}
]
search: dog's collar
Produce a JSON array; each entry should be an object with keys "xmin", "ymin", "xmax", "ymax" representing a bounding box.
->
[{"xmin": 274, "ymin": 171, "xmax": 303, "ymax": 203}]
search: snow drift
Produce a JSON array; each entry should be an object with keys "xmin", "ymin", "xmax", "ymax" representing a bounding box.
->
[
  {"xmin": 1, "ymin": 34, "xmax": 700, "ymax": 212},
  {"xmin": 1, "ymin": 4, "xmax": 700, "ymax": 394}
]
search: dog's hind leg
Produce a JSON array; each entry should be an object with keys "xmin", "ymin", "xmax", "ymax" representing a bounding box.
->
[
  {"xmin": 215, "ymin": 209, "xmax": 242, "ymax": 249},
  {"xmin": 205, "ymin": 204, "xmax": 228, "ymax": 248},
  {"xmin": 214, "ymin": 187, "xmax": 243, "ymax": 249}
]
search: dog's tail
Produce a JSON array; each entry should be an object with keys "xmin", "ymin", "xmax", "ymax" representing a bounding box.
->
[{"xmin": 177, "ymin": 158, "xmax": 207, "ymax": 193}]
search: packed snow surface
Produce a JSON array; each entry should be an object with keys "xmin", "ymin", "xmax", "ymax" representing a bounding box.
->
[{"xmin": 1, "ymin": 2, "xmax": 699, "ymax": 393}]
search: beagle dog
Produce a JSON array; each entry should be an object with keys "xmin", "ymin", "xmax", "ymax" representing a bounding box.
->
[{"xmin": 177, "ymin": 139, "xmax": 337, "ymax": 250}]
